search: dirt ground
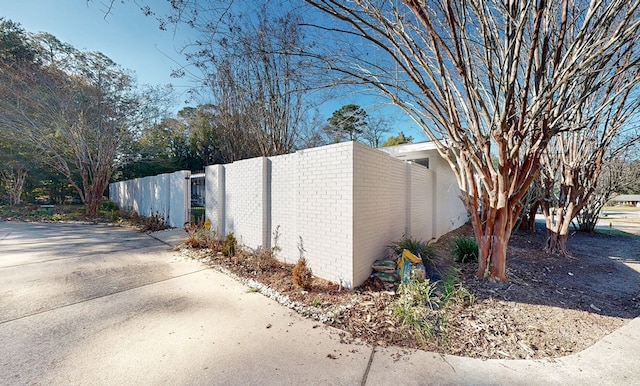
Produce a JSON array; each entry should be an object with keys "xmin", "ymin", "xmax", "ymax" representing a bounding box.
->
[{"xmin": 180, "ymin": 213, "xmax": 640, "ymax": 360}]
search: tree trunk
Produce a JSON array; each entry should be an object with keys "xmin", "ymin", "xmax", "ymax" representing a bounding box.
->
[
  {"xmin": 545, "ymin": 229, "xmax": 570, "ymax": 255},
  {"xmin": 543, "ymin": 204, "xmax": 574, "ymax": 256},
  {"xmin": 0, "ymin": 167, "xmax": 27, "ymax": 206},
  {"xmin": 85, "ymin": 192, "xmax": 101, "ymax": 217},
  {"xmin": 475, "ymin": 207, "xmax": 515, "ymax": 282},
  {"xmin": 82, "ymin": 175, "xmax": 110, "ymax": 218},
  {"xmin": 519, "ymin": 201, "xmax": 539, "ymax": 232}
]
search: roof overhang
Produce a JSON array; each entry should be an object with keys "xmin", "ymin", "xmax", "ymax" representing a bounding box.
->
[{"xmin": 380, "ymin": 141, "xmax": 443, "ymax": 161}]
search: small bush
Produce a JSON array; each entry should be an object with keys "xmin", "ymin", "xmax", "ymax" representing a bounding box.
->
[
  {"xmin": 138, "ymin": 213, "xmax": 169, "ymax": 232},
  {"xmin": 394, "ymin": 269, "xmax": 475, "ymax": 343},
  {"xmin": 99, "ymin": 199, "xmax": 119, "ymax": 212},
  {"xmin": 109, "ymin": 210, "xmax": 121, "ymax": 222},
  {"xmin": 389, "ymin": 235, "xmax": 432, "ymax": 258},
  {"xmin": 292, "ymin": 257, "xmax": 313, "ymax": 290},
  {"xmin": 184, "ymin": 219, "xmax": 221, "ymax": 249},
  {"xmin": 389, "ymin": 235, "xmax": 446, "ymax": 281},
  {"xmin": 451, "ymin": 236, "xmax": 478, "ymax": 264},
  {"xmin": 222, "ymin": 232, "xmax": 237, "ymax": 256},
  {"xmin": 250, "ymin": 246, "xmax": 279, "ymax": 273}
]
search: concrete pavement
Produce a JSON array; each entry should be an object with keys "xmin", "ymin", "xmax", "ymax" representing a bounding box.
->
[{"xmin": 1, "ymin": 221, "xmax": 639, "ymax": 385}]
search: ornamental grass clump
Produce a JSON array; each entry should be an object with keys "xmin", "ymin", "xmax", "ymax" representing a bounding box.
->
[{"xmin": 450, "ymin": 236, "xmax": 478, "ymax": 264}]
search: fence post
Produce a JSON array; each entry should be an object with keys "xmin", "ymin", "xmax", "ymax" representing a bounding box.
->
[
  {"xmin": 262, "ymin": 157, "xmax": 271, "ymax": 250},
  {"xmin": 430, "ymin": 156, "xmax": 439, "ymax": 240},
  {"xmin": 205, "ymin": 164, "xmax": 226, "ymax": 236},
  {"xmin": 406, "ymin": 161, "xmax": 412, "ymax": 237}
]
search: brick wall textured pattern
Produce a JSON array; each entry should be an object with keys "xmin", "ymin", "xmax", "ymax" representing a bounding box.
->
[{"xmin": 112, "ymin": 142, "xmax": 466, "ymax": 288}]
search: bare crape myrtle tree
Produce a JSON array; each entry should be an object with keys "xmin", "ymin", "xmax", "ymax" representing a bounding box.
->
[{"xmin": 305, "ymin": 0, "xmax": 640, "ymax": 281}]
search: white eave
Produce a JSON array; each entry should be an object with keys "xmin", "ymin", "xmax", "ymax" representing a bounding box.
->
[{"xmin": 380, "ymin": 140, "xmax": 443, "ymax": 161}]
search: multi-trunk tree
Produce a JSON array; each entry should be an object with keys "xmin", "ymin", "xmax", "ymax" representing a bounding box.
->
[
  {"xmin": 574, "ymin": 154, "xmax": 640, "ymax": 233},
  {"xmin": 304, "ymin": 0, "xmax": 640, "ymax": 281},
  {"xmin": 170, "ymin": 3, "xmax": 314, "ymax": 158},
  {"xmin": 0, "ymin": 29, "xmax": 138, "ymax": 216},
  {"xmin": 536, "ymin": 30, "xmax": 640, "ymax": 254}
]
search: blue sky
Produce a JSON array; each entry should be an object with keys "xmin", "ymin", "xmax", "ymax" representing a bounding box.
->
[
  {"xmin": 3, "ymin": 0, "xmax": 195, "ymax": 94},
  {"xmin": 2, "ymin": 0, "xmax": 425, "ymax": 141}
]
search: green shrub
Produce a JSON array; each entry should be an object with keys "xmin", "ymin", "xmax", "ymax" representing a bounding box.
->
[
  {"xmin": 450, "ymin": 236, "xmax": 478, "ymax": 263},
  {"xmin": 222, "ymin": 232, "xmax": 237, "ymax": 256},
  {"xmin": 99, "ymin": 199, "xmax": 119, "ymax": 212},
  {"xmin": 388, "ymin": 235, "xmax": 435, "ymax": 271}
]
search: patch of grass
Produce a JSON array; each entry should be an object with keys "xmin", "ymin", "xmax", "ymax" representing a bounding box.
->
[
  {"xmin": 0, "ymin": 204, "xmax": 89, "ymax": 222},
  {"xmin": 439, "ymin": 269, "xmax": 475, "ymax": 307},
  {"xmin": 394, "ymin": 278, "xmax": 440, "ymax": 342},
  {"xmin": 394, "ymin": 268, "xmax": 475, "ymax": 344}
]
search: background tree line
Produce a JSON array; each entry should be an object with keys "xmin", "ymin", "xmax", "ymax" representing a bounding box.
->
[{"xmin": 0, "ymin": 15, "xmax": 411, "ymax": 213}]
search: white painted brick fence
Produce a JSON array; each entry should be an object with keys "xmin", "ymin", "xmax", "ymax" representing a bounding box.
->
[
  {"xmin": 109, "ymin": 142, "xmax": 467, "ymax": 288},
  {"xmin": 109, "ymin": 170, "xmax": 190, "ymax": 228},
  {"xmin": 206, "ymin": 142, "xmax": 467, "ymax": 288}
]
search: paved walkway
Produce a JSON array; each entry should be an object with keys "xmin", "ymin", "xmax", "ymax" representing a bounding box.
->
[{"xmin": 1, "ymin": 221, "xmax": 638, "ymax": 385}]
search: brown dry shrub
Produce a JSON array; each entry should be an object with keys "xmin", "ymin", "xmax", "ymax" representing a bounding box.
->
[
  {"xmin": 292, "ymin": 257, "xmax": 313, "ymax": 290},
  {"xmin": 251, "ymin": 247, "xmax": 279, "ymax": 273}
]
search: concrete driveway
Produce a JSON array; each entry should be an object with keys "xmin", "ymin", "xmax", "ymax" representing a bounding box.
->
[
  {"xmin": 1, "ymin": 221, "xmax": 639, "ymax": 385},
  {"xmin": 0, "ymin": 222, "xmax": 368, "ymax": 385}
]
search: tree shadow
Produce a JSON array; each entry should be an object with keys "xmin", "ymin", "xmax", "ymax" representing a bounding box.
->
[{"xmin": 463, "ymin": 223, "xmax": 640, "ymax": 318}]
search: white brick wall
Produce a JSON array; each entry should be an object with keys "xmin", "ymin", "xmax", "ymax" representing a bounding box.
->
[
  {"xmin": 388, "ymin": 159, "xmax": 409, "ymax": 238},
  {"xmin": 433, "ymin": 158, "xmax": 467, "ymax": 236},
  {"xmin": 140, "ymin": 176, "xmax": 153, "ymax": 217},
  {"xmin": 351, "ymin": 144, "xmax": 435, "ymax": 286},
  {"xmin": 409, "ymin": 163, "xmax": 434, "ymax": 241},
  {"xmin": 294, "ymin": 142, "xmax": 355, "ymax": 286},
  {"xmin": 353, "ymin": 144, "xmax": 395, "ymax": 286},
  {"xmin": 269, "ymin": 154, "xmax": 298, "ymax": 263},
  {"xmin": 225, "ymin": 157, "xmax": 266, "ymax": 248},
  {"xmin": 112, "ymin": 142, "xmax": 467, "ymax": 288},
  {"xmin": 168, "ymin": 171, "xmax": 190, "ymax": 227},
  {"xmin": 109, "ymin": 170, "xmax": 189, "ymax": 228}
]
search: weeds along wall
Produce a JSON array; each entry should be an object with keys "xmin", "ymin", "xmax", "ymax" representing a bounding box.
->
[
  {"xmin": 205, "ymin": 142, "xmax": 467, "ymax": 288},
  {"xmin": 109, "ymin": 170, "xmax": 190, "ymax": 228}
]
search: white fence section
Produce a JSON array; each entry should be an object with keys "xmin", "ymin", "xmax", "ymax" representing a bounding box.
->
[
  {"xmin": 206, "ymin": 142, "xmax": 467, "ymax": 288},
  {"xmin": 109, "ymin": 170, "xmax": 190, "ymax": 228},
  {"xmin": 108, "ymin": 142, "xmax": 467, "ymax": 287}
]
